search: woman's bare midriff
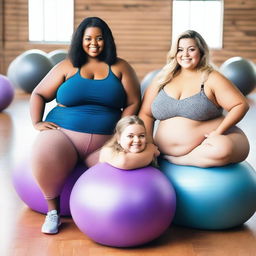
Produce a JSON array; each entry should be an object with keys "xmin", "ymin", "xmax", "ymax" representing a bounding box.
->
[{"xmin": 154, "ymin": 116, "xmax": 225, "ymax": 156}]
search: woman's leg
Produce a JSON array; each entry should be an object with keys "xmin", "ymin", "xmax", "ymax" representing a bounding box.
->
[
  {"xmin": 31, "ymin": 129, "xmax": 78, "ymax": 213},
  {"xmin": 164, "ymin": 130, "xmax": 249, "ymax": 168},
  {"xmin": 57, "ymin": 129, "xmax": 112, "ymax": 168},
  {"xmin": 84, "ymin": 134, "xmax": 112, "ymax": 167}
]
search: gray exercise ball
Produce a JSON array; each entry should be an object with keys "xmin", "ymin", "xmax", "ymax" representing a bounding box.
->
[
  {"xmin": 48, "ymin": 49, "xmax": 68, "ymax": 66},
  {"xmin": 220, "ymin": 57, "xmax": 256, "ymax": 95},
  {"xmin": 7, "ymin": 49, "xmax": 53, "ymax": 93},
  {"xmin": 141, "ymin": 69, "xmax": 161, "ymax": 97}
]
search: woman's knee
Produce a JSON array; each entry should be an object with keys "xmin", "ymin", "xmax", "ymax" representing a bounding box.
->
[
  {"xmin": 206, "ymin": 135, "xmax": 234, "ymax": 162},
  {"xmin": 231, "ymin": 134, "xmax": 250, "ymax": 163}
]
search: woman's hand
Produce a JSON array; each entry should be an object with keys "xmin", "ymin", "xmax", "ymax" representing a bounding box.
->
[
  {"xmin": 34, "ymin": 121, "xmax": 59, "ymax": 131},
  {"xmin": 153, "ymin": 145, "xmax": 160, "ymax": 158},
  {"xmin": 204, "ymin": 130, "xmax": 221, "ymax": 139},
  {"xmin": 147, "ymin": 143, "xmax": 160, "ymax": 158}
]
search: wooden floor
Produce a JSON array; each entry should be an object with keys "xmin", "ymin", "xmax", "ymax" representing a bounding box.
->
[{"xmin": 1, "ymin": 91, "xmax": 256, "ymax": 256}]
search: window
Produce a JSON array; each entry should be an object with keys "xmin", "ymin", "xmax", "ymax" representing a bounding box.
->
[
  {"xmin": 28, "ymin": 0, "xmax": 74, "ymax": 43},
  {"xmin": 172, "ymin": 0, "xmax": 223, "ymax": 49}
]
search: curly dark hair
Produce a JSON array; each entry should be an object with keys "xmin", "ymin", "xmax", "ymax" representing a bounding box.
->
[{"xmin": 68, "ymin": 17, "xmax": 117, "ymax": 67}]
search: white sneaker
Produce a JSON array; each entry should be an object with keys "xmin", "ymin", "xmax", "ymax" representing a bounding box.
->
[{"xmin": 41, "ymin": 210, "xmax": 61, "ymax": 234}]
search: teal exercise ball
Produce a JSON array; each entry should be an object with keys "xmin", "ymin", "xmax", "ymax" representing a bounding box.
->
[{"xmin": 159, "ymin": 159, "xmax": 256, "ymax": 230}]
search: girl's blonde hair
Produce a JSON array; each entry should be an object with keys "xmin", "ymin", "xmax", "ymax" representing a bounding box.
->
[
  {"xmin": 155, "ymin": 30, "xmax": 214, "ymax": 91},
  {"xmin": 104, "ymin": 115, "xmax": 146, "ymax": 153}
]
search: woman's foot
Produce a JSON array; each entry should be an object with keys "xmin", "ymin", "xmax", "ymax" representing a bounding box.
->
[{"xmin": 41, "ymin": 210, "xmax": 61, "ymax": 234}]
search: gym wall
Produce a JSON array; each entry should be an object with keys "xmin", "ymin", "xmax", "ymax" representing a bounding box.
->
[{"xmin": 0, "ymin": 0, "xmax": 255, "ymax": 81}]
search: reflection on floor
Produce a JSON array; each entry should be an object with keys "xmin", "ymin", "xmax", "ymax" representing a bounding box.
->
[{"xmin": 0, "ymin": 91, "xmax": 256, "ymax": 256}]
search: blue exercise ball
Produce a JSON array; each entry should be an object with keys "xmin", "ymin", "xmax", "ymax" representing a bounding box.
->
[
  {"xmin": 0, "ymin": 75, "xmax": 14, "ymax": 111},
  {"xmin": 7, "ymin": 49, "xmax": 53, "ymax": 93},
  {"xmin": 48, "ymin": 49, "xmax": 68, "ymax": 66},
  {"xmin": 70, "ymin": 163, "xmax": 176, "ymax": 247},
  {"xmin": 220, "ymin": 57, "xmax": 256, "ymax": 95},
  {"xmin": 141, "ymin": 69, "xmax": 161, "ymax": 97},
  {"xmin": 159, "ymin": 159, "xmax": 256, "ymax": 230}
]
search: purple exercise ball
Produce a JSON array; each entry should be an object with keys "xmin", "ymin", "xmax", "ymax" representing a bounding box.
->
[
  {"xmin": 12, "ymin": 158, "xmax": 86, "ymax": 216},
  {"xmin": 0, "ymin": 75, "xmax": 14, "ymax": 112},
  {"xmin": 70, "ymin": 163, "xmax": 176, "ymax": 247}
]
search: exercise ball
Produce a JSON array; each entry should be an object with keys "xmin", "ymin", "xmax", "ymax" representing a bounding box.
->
[
  {"xmin": 159, "ymin": 159, "xmax": 256, "ymax": 230},
  {"xmin": 0, "ymin": 75, "xmax": 14, "ymax": 111},
  {"xmin": 48, "ymin": 49, "xmax": 68, "ymax": 66},
  {"xmin": 7, "ymin": 49, "xmax": 53, "ymax": 93},
  {"xmin": 141, "ymin": 69, "xmax": 161, "ymax": 96},
  {"xmin": 70, "ymin": 163, "xmax": 176, "ymax": 247},
  {"xmin": 220, "ymin": 57, "xmax": 256, "ymax": 95},
  {"xmin": 12, "ymin": 158, "xmax": 86, "ymax": 216}
]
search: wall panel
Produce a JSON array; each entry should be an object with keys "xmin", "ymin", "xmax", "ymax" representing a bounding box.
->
[
  {"xmin": 211, "ymin": 0, "xmax": 256, "ymax": 67},
  {"xmin": 0, "ymin": 0, "xmax": 256, "ymax": 82}
]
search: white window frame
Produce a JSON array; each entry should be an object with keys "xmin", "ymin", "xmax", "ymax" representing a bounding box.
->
[
  {"xmin": 28, "ymin": 0, "xmax": 74, "ymax": 43},
  {"xmin": 172, "ymin": 0, "xmax": 223, "ymax": 49}
]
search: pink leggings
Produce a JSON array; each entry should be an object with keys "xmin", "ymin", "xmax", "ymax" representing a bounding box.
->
[{"xmin": 31, "ymin": 128, "xmax": 111, "ymax": 200}]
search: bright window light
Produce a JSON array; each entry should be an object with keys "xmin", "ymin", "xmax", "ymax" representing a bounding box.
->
[
  {"xmin": 172, "ymin": 0, "xmax": 223, "ymax": 49},
  {"xmin": 28, "ymin": 0, "xmax": 74, "ymax": 43}
]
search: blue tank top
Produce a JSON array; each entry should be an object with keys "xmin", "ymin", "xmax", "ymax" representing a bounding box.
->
[
  {"xmin": 151, "ymin": 84, "xmax": 223, "ymax": 121},
  {"xmin": 45, "ymin": 67, "xmax": 126, "ymax": 134}
]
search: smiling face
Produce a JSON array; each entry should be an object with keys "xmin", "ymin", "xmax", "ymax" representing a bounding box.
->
[
  {"xmin": 176, "ymin": 38, "xmax": 201, "ymax": 70},
  {"xmin": 82, "ymin": 27, "xmax": 104, "ymax": 58},
  {"xmin": 118, "ymin": 124, "xmax": 147, "ymax": 153}
]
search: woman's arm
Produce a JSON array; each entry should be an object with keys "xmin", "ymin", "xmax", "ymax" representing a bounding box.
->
[
  {"xmin": 112, "ymin": 58, "xmax": 141, "ymax": 117},
  {"xmin": 99, "ymin": 143, "xmax": 160, "ymax": 170},
  {"xmin": 139, "ymin": 81, "xmax": 159, "ymax": 143},
  {"xmin": 30, "ymin": 59, "xmax": 74, "ymax": 131},
  {"xmin": 207, "ymin": 71, "xmax": 249, "ymax": 136}
]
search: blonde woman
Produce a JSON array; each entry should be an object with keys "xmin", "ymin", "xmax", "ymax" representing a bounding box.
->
[
  {"xmin": 139, "ymin": 30, "xmax": 249, "ymax": 168},
  {"xmin": 99, "ymin": 115, "xmax": 159, "ymax": 169}
]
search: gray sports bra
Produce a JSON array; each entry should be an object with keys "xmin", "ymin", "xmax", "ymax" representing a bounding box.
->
[{"xmin": 151, "ymin": 84, "xmax": 223, "ymax": 121}]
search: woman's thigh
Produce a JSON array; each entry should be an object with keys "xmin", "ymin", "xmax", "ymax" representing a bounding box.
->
[
  {"xmin": 59, "ymin": 128, "xmax": 111, "ymax": 165},
  {"xmin": 31, "ymin": 129, "xmax": 79, "ymax": 198},
  {"xmin": 32, "ymin": 129, "xmax": 78, "ymax": 167},
  {"xmin": 226, "ymin": 127, "xmax": 250, "ymax": 163},
  {"xmin": 84, "ymin": 133, "xmax": 112, "ymax": 167},
  {"xmin": 203, "ymin": 126, "xmax": 250, "ymax": 163}
]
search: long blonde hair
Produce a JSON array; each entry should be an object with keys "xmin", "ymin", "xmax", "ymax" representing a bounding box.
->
[
  {"xmin": 156, "ymin": 30, "xmax": 214, "ymax": 91},
  {"xmin": 104, "ymin": 115, "xmax": 146, "ymax": 153}
]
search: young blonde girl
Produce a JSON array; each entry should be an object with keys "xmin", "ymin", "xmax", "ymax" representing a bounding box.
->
[{"xmin": 99, "ymin": 115, "xmax": 159, "ymax": 169}]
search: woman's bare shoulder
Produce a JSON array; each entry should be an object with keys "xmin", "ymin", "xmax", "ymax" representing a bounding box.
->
[
  {"xmin": 208, "ymin": 69, "xmax": 227, "ymax": 81},
  {"xmin": 53, "ymin": 59, "xmax": 78, "ymax": 78},
  {"xmin": 112, "ymin": 57, "xmax": 134, "ymax": 70},
  {"xmin": 111, "ymin": 58, "xmax": 137, "ymax": 80},
  {"xmin": 208, "ymin": 69, "xmax": 235, "ymax": 85},
  {"xmin": 207, "ymin": 69, "xmax": 238, "ymax": 92}
]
